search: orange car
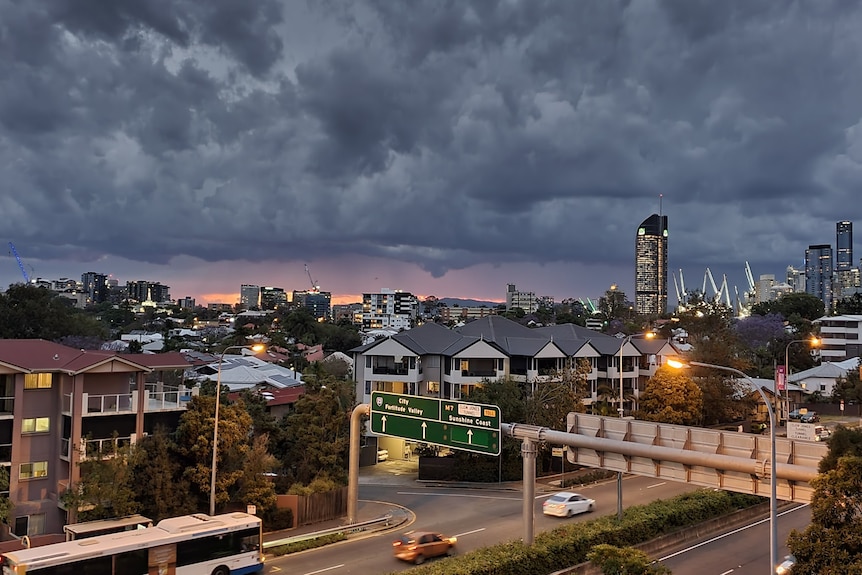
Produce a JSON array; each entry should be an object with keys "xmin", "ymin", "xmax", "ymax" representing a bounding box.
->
[{"xmin": 392, "ymin": 531, "xmax": 457, "ymax": 564}]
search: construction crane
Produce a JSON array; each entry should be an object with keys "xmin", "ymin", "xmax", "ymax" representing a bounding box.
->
[
  {"xmin": 8, "ymin": 242, "xmax": 29, "ymax": 283},
  {"xmin": 304, "ymin": 264, "xmax": 320, "ymax": 293}
]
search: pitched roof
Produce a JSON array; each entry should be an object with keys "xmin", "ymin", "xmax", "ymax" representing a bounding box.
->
[
  {"xmin": 788, "ymin": 358, "xmax": 861, "ymax": 382},
  {"xmin": 0, "ymin": 339, "xmax": 160, "ymax": 374}
]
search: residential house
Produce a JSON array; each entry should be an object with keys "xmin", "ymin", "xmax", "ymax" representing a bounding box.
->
[{"xmin": 0, "ymin": 340, "xmax": 191, "ymax": 537}]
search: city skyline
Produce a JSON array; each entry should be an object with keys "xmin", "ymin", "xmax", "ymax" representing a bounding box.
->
[{"xmin": 2, "ymin": 3, "xmax": 862, "ymax": 306}]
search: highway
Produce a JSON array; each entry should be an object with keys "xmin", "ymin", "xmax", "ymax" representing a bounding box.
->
[
  {"xmin": 263, "ymin": 475, "xmax": 701, "ymax": 574},
  {"xmin": 657, "ymin": 504, "xmax": 810, "ymax": 575}
]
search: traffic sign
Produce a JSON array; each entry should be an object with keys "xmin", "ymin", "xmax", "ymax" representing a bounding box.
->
[{"xmin": 370, "ymin": 391, "xmax": 501, "ymax": 455}]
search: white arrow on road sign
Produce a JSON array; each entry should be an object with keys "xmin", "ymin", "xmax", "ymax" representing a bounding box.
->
[{"xmin": 381, "ymin": 415, "xmax": 387, "ymax": 433}]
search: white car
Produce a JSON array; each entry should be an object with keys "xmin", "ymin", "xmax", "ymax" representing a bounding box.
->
[
  {"xmin": 542, "ymin": 492, "xmax": 595, "ymax": 517},
  {"xmin": 776, "ymin": 554, "xmax": 796, "ymax": 574}
]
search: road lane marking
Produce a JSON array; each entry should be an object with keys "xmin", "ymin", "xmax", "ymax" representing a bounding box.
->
[
  {"xmin": 303, "ymin": 565, "xmax": 344, "ymax": 575},
  {"xmin": 720, "ymin": 570, "xmax": 734, "ymax": 575},
  {"xmin": 455, "ymin": 528, "xmax": 486, "ymax": 537},
  {"xmin": 647, "ymin": 482, "xmax": 667, "ymax": 488},
  {"xmin": 397, "ymin": 491, "xmax": 521, "ymax": 501},
  {"xmin": 657, "ymin": 505, "xmax": 808, "ymax": 561}
]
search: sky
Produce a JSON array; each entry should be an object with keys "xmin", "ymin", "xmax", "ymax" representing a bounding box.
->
[{"xmin": 2, "ymin": 1, "xmax": 861, "ymax": 307}]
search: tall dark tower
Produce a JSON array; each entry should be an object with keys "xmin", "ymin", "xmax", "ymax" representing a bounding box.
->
[
  {"xmin": 836, "ymin": 221, "xmax": 854, "ymax": 297},
  {"xmin": 635, "ymin": 214, "xmax": 668, "ymax": 315},
  {"xmin": 805, "ymin": 244, "xmax": 833, "ymax": 311}
]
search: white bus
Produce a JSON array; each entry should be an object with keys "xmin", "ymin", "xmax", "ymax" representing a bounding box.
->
[{"xmin": 0, "ymin": 512, "xmax": 263, "ymax": 575}]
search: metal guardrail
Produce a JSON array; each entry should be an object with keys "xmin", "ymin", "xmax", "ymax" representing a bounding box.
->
[{"xmin": 262, "ymin": 514, "xmax": 395, "ymax": 550}]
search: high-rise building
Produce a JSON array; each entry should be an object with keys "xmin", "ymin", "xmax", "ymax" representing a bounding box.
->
[
  {"xmin": 786, "ymin": 265, "xmax": 806, "ymax": 292},
  {"xmin": 292, "ymin": 289, "xmax": 332, "ymax": 320},
  {"xmin": 81, "ymin": 272, "xmax": 109, "ymax": 305},
  {"xmin": 260, "ymin": 286, "xmax": 287, "ymax": 310},
  {"xmin": 836, "ymin": 221, "xmax": 859, "ymax": 297},
  {"xmin": 361, "ymin": 288, "xmax": 418, "ymax": 329},
  {"xmin": 805, "ymin": 244, "xmax": 833, "ymax": 310},
  {"xmin": 240, "ymin": 284, "xmax": 261, "ymax": 309},
  {"xmin": 635, "ymin": 214, "xmax": 668, "ymax": 315}
]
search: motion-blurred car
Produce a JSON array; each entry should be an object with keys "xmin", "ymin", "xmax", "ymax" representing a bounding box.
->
[
  {"xmin": 392, "ymin": 531, "xmax": 456, "ymax": 564},
  {"xmin": 801, "ymin": 411, "xmax": 820, "ymax": 423},
  {"xmin": 776, "ymin": 554, "xmax": 796, "ymax": 574},
  {"xmin": 542, "ymin": 492, "xmax": 595, "ymax": 517},
  {"xmin": 814, "ymin": 425, "xmax": 831, "ymax": 441}
]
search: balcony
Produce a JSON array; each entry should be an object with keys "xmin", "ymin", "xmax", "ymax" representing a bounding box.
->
[
  {"xmin": 63, "ymin": 386, "xmax": 194, "ymax": 416},
  {"xmin": 0, "ymin": 443, "xmax": 10, "ymax": 463},
  {"xmin": 82, "ymin": 436, "xmax": 133, "ymax": 460},
  {"xmin": 372, "ymin": 366, "xmax": 409, "ymax": 375},
  {"xmin": 460, "ymin": 369, "xmax": 497, "ymax": 377}
]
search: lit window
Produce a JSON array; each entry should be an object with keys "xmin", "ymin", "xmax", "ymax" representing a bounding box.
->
[
  {"xmin": 21, "ymin": 417, "xmax": 50, "ymax": 434},
  {"xmin": 19, "ymin": 461, "xmax": 48, "ymax": 480},
  {"xmin": 24, "ymin": 373, "xmax": 52, "ymax": 389}
]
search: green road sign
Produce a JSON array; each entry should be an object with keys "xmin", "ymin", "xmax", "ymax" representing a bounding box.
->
[{"xmin": 370, "ymin": 391, "xmax": 501, "ymax": 456}]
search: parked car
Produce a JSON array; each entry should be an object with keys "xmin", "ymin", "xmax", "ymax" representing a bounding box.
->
[
  {"xmin": 392, "ymin": 531, "xmax": 456, "ymax": 564},
  {"xmin": 788, "ymin": 409, "xmax": 803, "ymax": 421},
  {"xmin": 776, "ymin": 554, "xmax": 796, "ymax": 574},
  {"xmin": 542, "ymin": 492, "xmax": 595, "ymax": 517},
  {"xmin": 800, "ymin": 411, "xmax": 820, "ymax": 423}
]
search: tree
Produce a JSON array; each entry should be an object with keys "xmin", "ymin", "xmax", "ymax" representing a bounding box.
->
[
  {"xmin": 637, "ymin": 366, "xmax": 703, "ymax": 425},
  {"xmin": 234, "ymin": 434, "xmax": 278, "ymax": 513},
  {"xmin": 750, "ymin": 292, "xmax": 825, "ymax": 335},
  {"xmin": 276, "ymin": 376, "xmax": 353, "ymax": 486},
  {"xmin": 0, "ymin": 466, "xmax": 12, "ymax": 525},
  {"xmin": 0, "ymin": 284, "xmax": 106, "ymax": 340},
  {"xmin": 835, "ymin": 293, "xmax": 862, "ymax": 315},
  {"xmin": 174, "ymin": 395, "xmax": 254, "ymax": 512},
  {"xmin": 698, "ymin": 373, "xmax": 758, "ymax": 426},
  {"xmin": 62, "ymin": 441, "xmax": 140, "ymax": 521},
  {"xmin": 131, "ymin": 427, "xmax": 195, "ymax": 521},
  {"xmin": 787, "ymin": 455, "xmax": 862, "ymax": 573},
  {"xmin": 598, "ymin": 286, "xmax": 630, "ymax": 323},
  {"xmin": 833, "ymin": 360, "xmax": 862, "ymax": 404}
]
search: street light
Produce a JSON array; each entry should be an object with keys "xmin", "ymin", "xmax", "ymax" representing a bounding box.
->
[
  {"xmin": 210, "ymin": 343, "xmax": 265, "ymax": 516},
  {"xmin": 616, "ymin": 331, "xmax": 654, "ymax": 520},
  {"xmin": 783, "ymin": 338, "xmax": 820, "ymax": 422},
  {"xmin": 668, "ymin": 359, "xmax": 777, "ymax": 574}
]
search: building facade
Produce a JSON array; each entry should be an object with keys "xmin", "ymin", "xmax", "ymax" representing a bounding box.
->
[
  {"xmin": 815, "ymin": 314, "xmax": 862, "ymax": 361},
  {"xmin": 259, "ymin": 286, "xmax": 287, "ymax": 310},
  {"xmin": 352, "ymin": 316, "xmax": 679, "ymax": 457},
  {"xmin": 80, "ymin": 272, "xmax": 109, "ymax": 305},
  {"xmin": 0, "ymin": 341, "xmax": 191, "ymax": 536},
  {"xmin": 505, "ymin": 284, "xmax": 538, "ymax": 313},
  {"xmin": 292, "ymin": 290, "xmax": 332, "ymax": 320},
  {"xmin": 240, "ymin": 285, "xmax": 261, "ymax": 309},
  {"xmin": 805, "ymin": 244, "xmax": 833, "ymax": 311},
  {"xmin": 635, "ymin": 214, "xmax": 668, "ymax": 315},
  {"xmin": 361, "ymin": 289, "xmax": 418, "ymax": 330}
]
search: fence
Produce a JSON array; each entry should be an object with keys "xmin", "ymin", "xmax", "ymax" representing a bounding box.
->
[{"xmin": 278, "ymin": 487, "xmax": 348, "ymax": 526}]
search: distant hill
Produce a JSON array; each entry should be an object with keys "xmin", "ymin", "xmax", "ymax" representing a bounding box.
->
[{"xmin": 438, "ymin": 298, "xmax": 501, "ymax": 308}]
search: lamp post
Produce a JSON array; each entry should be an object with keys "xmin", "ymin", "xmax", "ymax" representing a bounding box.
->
[
  {"xmin": 783, "ymin": 338, "xmax": 820, "ymax": 423},
  {"xmin": 616, "ymin": 332, "xmax": 654, "ymax": 520},
  {"xmin": 210, "ymin": 343, "xmax": 264, "ymax": 516},
  {"xmin": 669, "ymin": 359, "xmax": 777, "ymax": 573}
]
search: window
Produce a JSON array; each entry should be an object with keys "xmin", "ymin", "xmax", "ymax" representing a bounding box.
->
[
  {"xmin": 24, "ymin": 373, "xmax": 52, "ymax": 389},
  {"xmin": 22, "ymin": 417, "xmax": 50, "ymax": 433},
  {"xmin": 19, "ymin": 461, "xmax": 48, "ymax": 480},
  {"xmin": 13, "ymin": 513, "xmax": 46, "ymax": 537},
  {"xmin": 365, "ymin": 381, "xmax": 371, "ymax": 394}
]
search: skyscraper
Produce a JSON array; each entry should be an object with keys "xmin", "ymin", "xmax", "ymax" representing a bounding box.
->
[
  {"xmin": 836, "ymin": 221, "xmax": 858, "ymax": 297},
  {"xmin": 805, "ymin": 244, "xmax": 833, "ymax": 311},
  {"xmin": 635, "ymin": 214, "xmax": 668, "ymax": 315},
  {"xmin": 240, "ymin": 284, "xmax": 261, "ymax": 309}
]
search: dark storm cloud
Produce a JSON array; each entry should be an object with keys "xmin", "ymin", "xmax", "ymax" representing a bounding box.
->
[{"xmin": 2, "ymin": 0, "xmax": 862, "ymax": 284}]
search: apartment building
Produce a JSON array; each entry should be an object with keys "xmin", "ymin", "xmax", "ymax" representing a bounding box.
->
[
  {"xmin": 814, "ymin": 314, "xmax": 862, "ymax": 361},
  {"xmin": 352, "ymin": 316, "xmax": 679, "ymax": 456},
  {"xmin": 0, "ymin": 340, "xmax": 192, "ymax": 537},
  {"xmin": 360, "ymin": 289, "xmax": 418, "ymax": 330}
]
